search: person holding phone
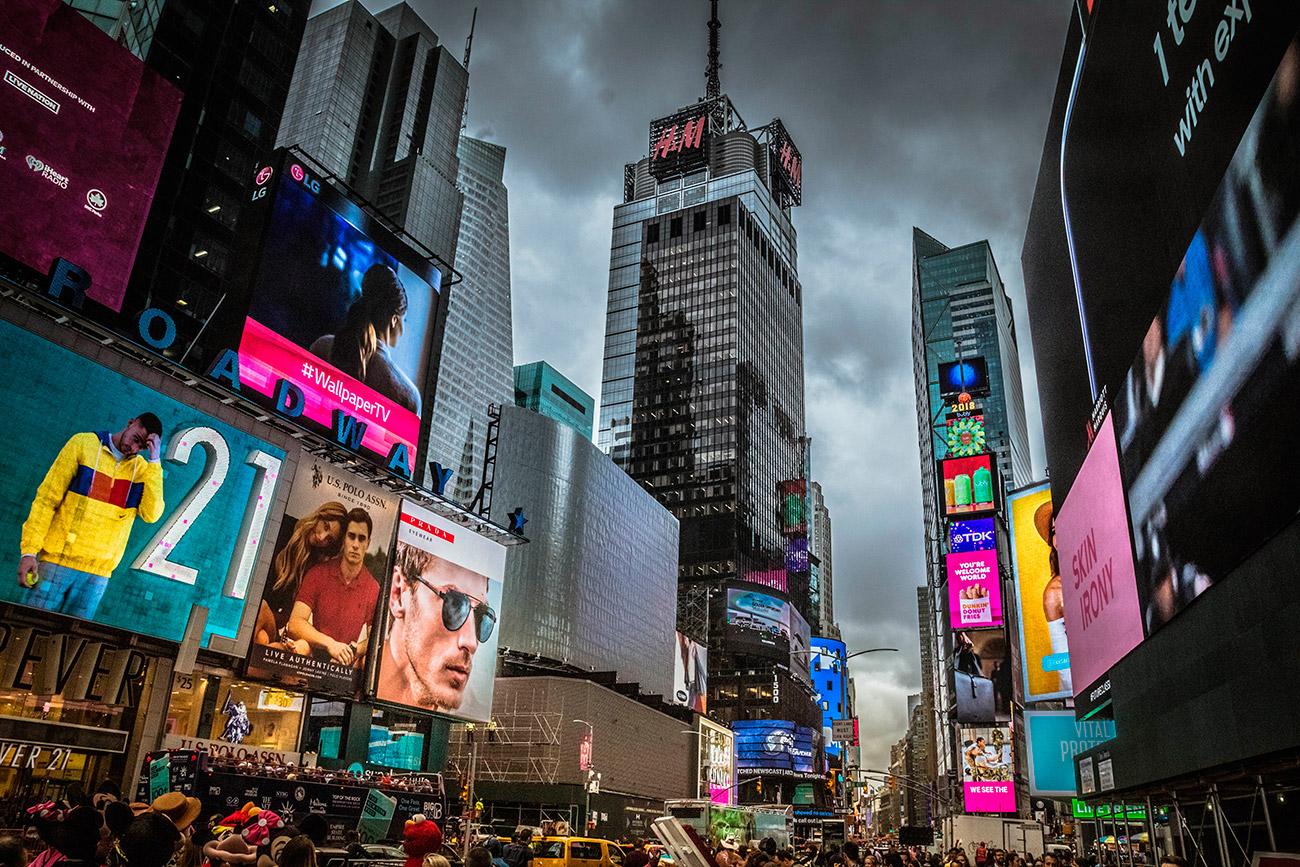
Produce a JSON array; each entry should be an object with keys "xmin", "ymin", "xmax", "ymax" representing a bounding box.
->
[{"xmin": 16, "ymin": 414, "xmax": 165, "ymax": 618}]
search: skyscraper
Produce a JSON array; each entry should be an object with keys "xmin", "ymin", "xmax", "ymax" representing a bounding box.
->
[
  {"xmin": 430, "ymin": 136, "xmax": 515, "ymax": 502},
  {"xmin": 596, "ymin": 8, "xmax": 813, "ymax": 740},
  {"xmin": 104, "ymin": 0, "xmax": 311, "ymax": 343},
  {"xmin": 809, "ymin": 480, "xmax": 837, "ymax": 639},
  {"xmin": 276, "ymin": 2, "xmax": 467, "ymax": 265},
  {"xmin": 911, "ymin": 228, "xmax": 1031, "ymax": 818}
]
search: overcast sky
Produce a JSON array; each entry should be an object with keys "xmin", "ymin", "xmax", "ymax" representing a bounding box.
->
[{"xmin": 314, "ymin": 0, "xmax": 1070, "ymax": 774}]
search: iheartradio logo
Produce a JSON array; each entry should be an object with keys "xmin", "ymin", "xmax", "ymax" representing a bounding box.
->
[{"xmin": 26, "ymin": 155, "xmax": 44, "ymax": 172}]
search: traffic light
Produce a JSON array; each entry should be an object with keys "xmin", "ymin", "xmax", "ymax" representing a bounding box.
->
[
  {"xmin": 889, "ymin": 775, "xmax": 896, "ymax": 791},
  {"xmin": 756, "ymin": 779, "xmax": 763, "ymax": 795}
]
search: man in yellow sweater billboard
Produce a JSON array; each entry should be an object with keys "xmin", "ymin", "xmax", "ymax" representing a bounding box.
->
[{"xmin": 16, "ymin": 415, "xmax": 165, "ymax": 619}]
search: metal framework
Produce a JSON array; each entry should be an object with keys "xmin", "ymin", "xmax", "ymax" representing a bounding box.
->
[{"xmin": 469, "ymin": 403, "xmax": 500, "ymax": 518}]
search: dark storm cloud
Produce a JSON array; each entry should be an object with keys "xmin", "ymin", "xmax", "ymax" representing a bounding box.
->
[{"xmin": 311, "ymin": 0, "xmax": 1068, "ymax": 772}]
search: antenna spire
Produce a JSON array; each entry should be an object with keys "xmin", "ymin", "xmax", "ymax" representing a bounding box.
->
[
  {"xmin": 461, "ymin": 7, "xmax": 477, "ymax": 133},
  {"xmin": 706, "ymin": 0, "xmax": 721, "ymax": 102}
]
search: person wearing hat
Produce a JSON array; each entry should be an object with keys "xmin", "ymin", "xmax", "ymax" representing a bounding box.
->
[
  {"xmin": 149, "ymin": 792, "xmax": 202, "ymax": 834},
  {"xmin": 717, "ymin": 837, "xmax": 742, "ymax": 867}
]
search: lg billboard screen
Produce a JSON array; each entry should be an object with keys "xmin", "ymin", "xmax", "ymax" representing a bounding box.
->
[
  {"xmin": 373, "ymin": 501, "xmax": 505, "ymax": 723},
  {"xmin": 938, "ymin": 358, "xmax": 990, "ymax": 399},
  {"xmin": 0, "ymin": 0, "xmax": 181, "ymax": 310},
  {"xmin": 237, "ymin": 154, "xmax": 443, "ymax": 477},
  {"xmin": 0, "ymin": 319, "xmax": 283, "ymax": 646},
  {"xmin": 1009, "ymin": 483, "xmax": 1073, "ymax": 701}
]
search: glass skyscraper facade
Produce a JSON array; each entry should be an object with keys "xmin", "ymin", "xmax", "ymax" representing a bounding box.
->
[
  {"xmin": 597, "ymin": 100, "xmax": 814, "ymax": 733},
  {"xmin": 429, "ymin": 136, "xmax": 516, "ymax": 503},
  {"xmin": 911, "ymin": 227, "xmax": 1031, "ymax": 816},
  {"xmin": 276, "ymin": 1, "xmax": 467, "ymax": 267}
]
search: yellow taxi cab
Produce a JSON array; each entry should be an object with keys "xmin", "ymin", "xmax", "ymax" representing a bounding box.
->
[{"xmin": 530, "ymin": 836, "xmax": 627, "ymax": 867}]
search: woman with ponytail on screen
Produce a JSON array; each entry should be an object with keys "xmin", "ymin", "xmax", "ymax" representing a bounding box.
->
[{"xmin": 310, "ymin": 262, "xmax": 421, "ymax": 416}]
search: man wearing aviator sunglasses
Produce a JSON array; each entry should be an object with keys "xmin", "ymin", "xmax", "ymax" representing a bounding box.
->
[{"xmin": 379, "ymin": 541, "xmax": 497, "ymax": 712}]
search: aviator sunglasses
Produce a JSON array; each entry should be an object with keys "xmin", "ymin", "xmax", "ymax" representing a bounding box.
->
[{"xmin": 407, "ymin": 572, "xmax": 496, "ymax": 641}]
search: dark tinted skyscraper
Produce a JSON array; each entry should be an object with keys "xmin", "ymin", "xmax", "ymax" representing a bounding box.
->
[
  {"xmin": 597, "ymin": 78, "xmax": 813, "ymax": 728},
  {"xmin": 96, "ymin": 0, "xmax": 311, "ymax": 341},
  {"xmin": 276, "ymin": 1, "xmax": 467, "ymax": 265}
]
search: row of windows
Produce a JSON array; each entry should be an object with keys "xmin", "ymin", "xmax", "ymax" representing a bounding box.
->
[{"xmin": 645, "ymin": 203, "xmax": 733, "ymax": 244}]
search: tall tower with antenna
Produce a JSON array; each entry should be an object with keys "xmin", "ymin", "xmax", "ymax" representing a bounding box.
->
[{"xmin": 597, "ymin": 0, "xmax": 817, "ymax": 764}]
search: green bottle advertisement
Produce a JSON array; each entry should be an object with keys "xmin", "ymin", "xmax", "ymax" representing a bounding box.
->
[
  {"xmin": 954, "ymin": 474, "xmax": 972, "ymax": 507},
  {"xmin": 973, "ymin": 464, "xmax": 992, "ymax": 505}
]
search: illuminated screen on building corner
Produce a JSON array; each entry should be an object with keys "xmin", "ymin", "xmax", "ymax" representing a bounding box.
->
[
  {"xmin": 1054, "ymin": 413, "xmax": 1143, "ymax": 699},
  {"xmin": 938, "ymin": 453, "xmax": 997, "ymax": 518},
  {"xmin": 1009, "ymin": 483, "xmax": 1073, "ymax": 701},
  {"xmin": 0, "ymin": 0, "xmax": 181, "ymax": 310},
  {"xmin": 0, "ymin": 318, "xmax": 284, "ymax": 646},
  {"xmin": 237, "ymin": 150, "xmax": 443, "ymax": 477}
]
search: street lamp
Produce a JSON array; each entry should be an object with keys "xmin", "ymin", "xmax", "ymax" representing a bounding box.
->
[{"xmin": 573, "ymin": 720, "xmax": 598, "ymax": 832}]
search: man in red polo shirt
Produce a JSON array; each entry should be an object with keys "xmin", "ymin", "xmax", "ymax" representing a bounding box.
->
[{"xmin": 288, "ymin": 508, "xmax": 379, "ymax": 666}]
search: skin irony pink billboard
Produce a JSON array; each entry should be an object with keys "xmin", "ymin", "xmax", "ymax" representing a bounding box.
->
[{"xmin": 1054, "ymin": 413, "xmax": 1144, "ymax": 696}]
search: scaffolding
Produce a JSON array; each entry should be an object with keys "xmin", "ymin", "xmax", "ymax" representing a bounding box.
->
[{"xmin": 446, "ymin": 697, "xmax": 563, "ymax": 785}]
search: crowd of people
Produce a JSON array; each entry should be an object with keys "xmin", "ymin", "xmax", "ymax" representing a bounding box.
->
[{"xmin": 0, "ymin": 779, "xmax": 337, "ymax": 867}]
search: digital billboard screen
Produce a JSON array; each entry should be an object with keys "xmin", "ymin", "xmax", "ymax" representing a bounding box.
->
[
  {"xmin": 0, "ymin": 318, "xmax": 284, "ymax": 646},
  {"xmin": 725, "ymin": 588, "xmax": 792, "ymax": 660},
  {"xmin": 938, "ymin": 454, "xmax": 997, "ymax": 518},
  {"xmin": 947, "ymin": 550, "xmax": 1002, "ymax": 629},
  {"xmin": 953, "ymin": 628, "xmax": 1011, "ymax": 724},
  {"xmin": 1109, "ymin": 48, "xmax": 1300, "ymax": 638},
  {"xmin": 961, "ymin": 726, "xmax": 1015, "ymax": 813},
  {"xmin": 672, "ymin": 631, "xmax": 707, "ymax": 714},
  {"xmin": 1009, "ymin": 483, "xmax": 1073, "ymax": 701},
  {"xmin": 237, "ymin": 154, "xmax": 443, "ymax": 476},
  {"xmin": 1055, "ymin": 413, "xmax": 1143, "ymax": 699},
  {"xmin": 788, "ymin": 606, "xmax": 811, "ymax": 686},
  {"xmin": 373, "ymin": 500, "xmax": 505, "ymax": 723},
  {"xmin": 0, "ymin": 0, "xmax": 181, "ymax": 311},
  {"xmin": 938, "ymin": 358, "xmax": 990, "ymax": 399},
  {"xmin": 1024, "ymin": 710, "xmax": 1115, "ymax": 797},
  {"xmin": 950, "ymin": 518, "xmax": 995, "ymax": 553},
  {"xmin": 733, "ymin": 720, "xmax": 815, "ymax": 773},
  {"xmin": 699, "ymin": 718, "xmax": 734, "ymax": 804},
  {"xmin": 945, "ymin": 413, "xmax": 986, "ymax": 457},
  {"xmin": 246, "ymin": 459, "xmax": 397, "ymax": 698}
]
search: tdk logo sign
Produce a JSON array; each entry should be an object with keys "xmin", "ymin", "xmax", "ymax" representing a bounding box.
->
[{"xmin": 950, "ymin": 518, "xmax": 995, "ymax": 553}]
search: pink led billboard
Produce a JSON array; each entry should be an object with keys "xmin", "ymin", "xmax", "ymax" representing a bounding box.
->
[
  {"xmin": 0, "ymin": 0, "xmax": 181, "ymax": 310},
  {"xmin": 947, "ymin": 550, "xmax": 1003, "ymax": 628},
  {"xmin": 1054, "ymin": 413, "xmax": 1143, "ymax": 696},
  {"xmin": 961, "ymin": 726, "xmax": 1015, "ymax": 813}
]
